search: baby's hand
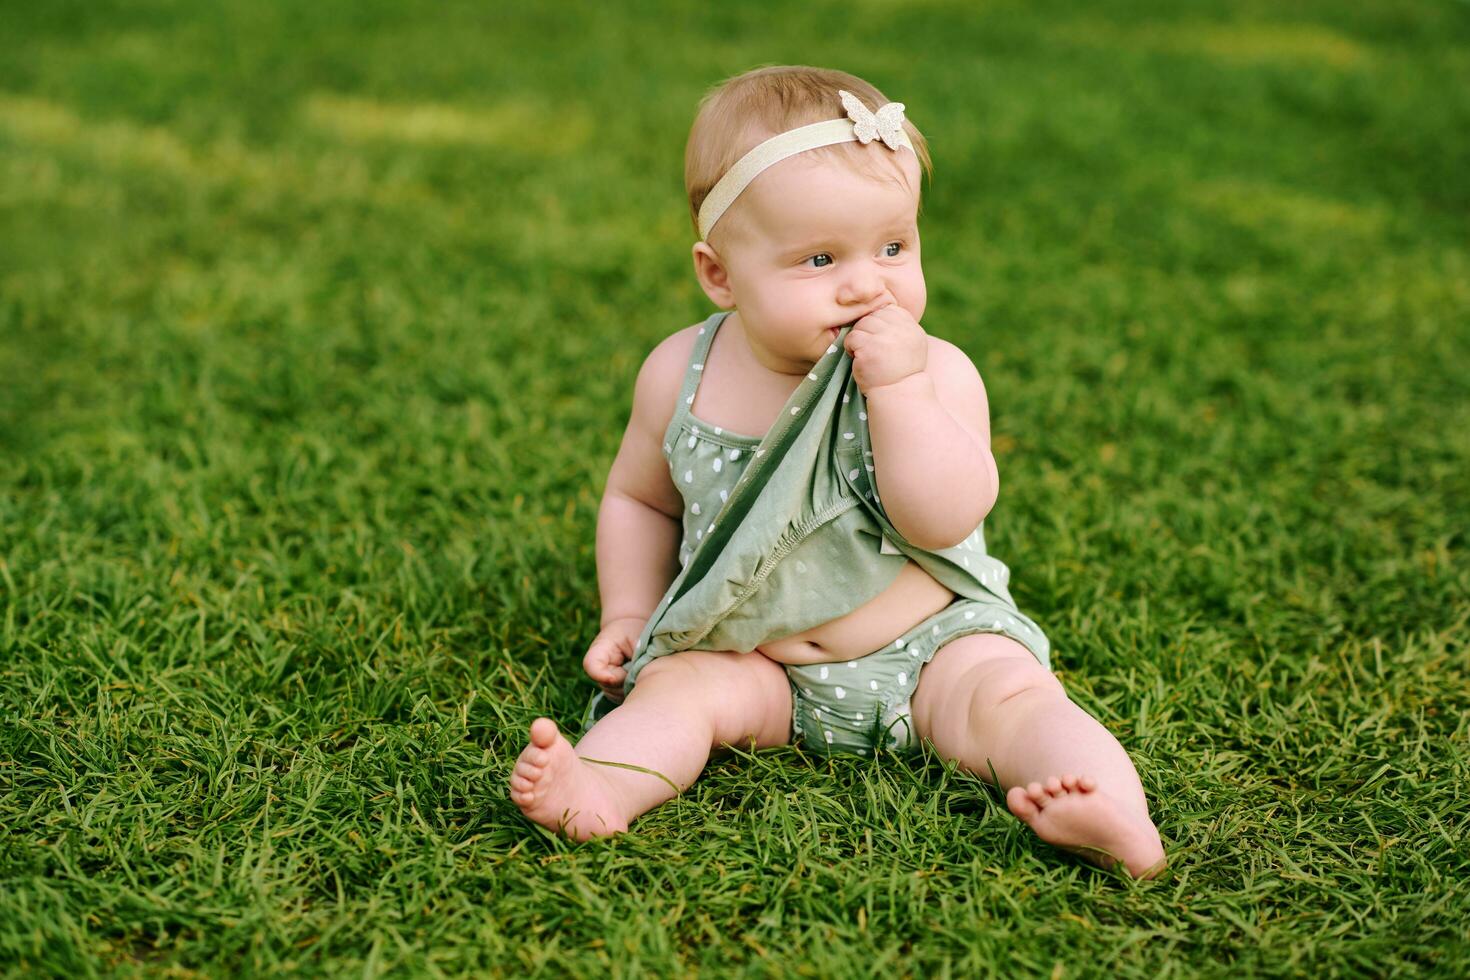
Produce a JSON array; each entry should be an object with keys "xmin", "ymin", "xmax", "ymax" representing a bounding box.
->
[
  {"xmin": 582, "ymin": 616, "xmax": 646, "ymax": 702},
  {"xmin": 845, "ymin": 303, "xmax": 928, "ymax": 392}
]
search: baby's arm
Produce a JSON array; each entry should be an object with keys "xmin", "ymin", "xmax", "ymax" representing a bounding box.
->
[
  {"xmin": 583, "ymin": 334, "xmax": 691, "ymax": 698},
  {"xmin": 866, "ymin": 339, "xmax": 997, "ymax": 548}
]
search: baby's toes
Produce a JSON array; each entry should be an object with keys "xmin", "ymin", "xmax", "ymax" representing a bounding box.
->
[
  {"xmin": 1006, "ymin": 785, "xmax": 1041, "ymax": 820},
  {"xmin": 1060, "ymin": 774, "xmax": 1080, "ymax": 793},
  {"xmin": 529, "ymin": 718, "xmax": 559, "ymax": 749},
  {"xmin": 1078, "ymin": 775, "xmax": 1097, "ymax": 793},
  {"xmin": 1044, "ymin": 776, "xmax": 1064, "ymax": 797},
  {"xmin": 1026, "ymin": 782, "xmax": 1049, "ymax": 807},
  {"xmin": 510, "ymin": 760, "xmax": 543, "ymax": 792}
]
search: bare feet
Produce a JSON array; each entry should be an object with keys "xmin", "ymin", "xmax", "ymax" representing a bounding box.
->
[
  {"xmin": 510, "ymin": 718, "xmax": 629, "ymax": 840},
  {"xmin": 1005, "ymin": 774, "xmax": 1166, "ymax": 879}
]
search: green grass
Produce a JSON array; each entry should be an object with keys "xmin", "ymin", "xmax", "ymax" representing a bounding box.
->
[{"xmin": 3, "ymin": 0, "xmax": 1469, "ymax": 974}]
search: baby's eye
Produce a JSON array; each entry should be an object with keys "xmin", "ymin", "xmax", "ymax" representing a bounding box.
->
[
  {"xmin": 806, "ymin": 253, "xmax": 833, "ymax": 268},
  {"xmin": 883, "ymin": 241, "xmax": 903, "ymax": 257}
]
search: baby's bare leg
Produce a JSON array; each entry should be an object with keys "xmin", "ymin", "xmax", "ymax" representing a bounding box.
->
[
  {"xmin": 510, "ymin": 649, "xmax": 791, "ymax": 840},
  {"xmin": 910, "ymin": 634, "xmax": 1165, "ymax": 878}
]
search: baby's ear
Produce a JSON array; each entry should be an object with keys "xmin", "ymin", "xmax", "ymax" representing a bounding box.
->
[{"xmin": 691, "ymin": 241, "xmax": 736, "ymax": 308}]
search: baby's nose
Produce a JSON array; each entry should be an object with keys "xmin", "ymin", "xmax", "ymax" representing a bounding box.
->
[{"xmin": 840, "ymin": 263, "xmax": 886, "ymax": 303}]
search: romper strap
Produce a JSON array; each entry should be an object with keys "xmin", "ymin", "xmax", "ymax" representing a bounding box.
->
[{"xmin": 670, "ymin": 311, "xmax": 730, "ymax": 427}]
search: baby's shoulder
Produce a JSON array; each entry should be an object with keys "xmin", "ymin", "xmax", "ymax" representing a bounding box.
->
[
  {"xmin": 640, "ymin": 323, "xmax": 700, "ymax": 384},
  {"xmin": 635, "ymin": 323, "xmax": 701, "ymax": 400},
  {"xmin": 626, "ymin": 322, "xmax": 703, "ymax": 432}
]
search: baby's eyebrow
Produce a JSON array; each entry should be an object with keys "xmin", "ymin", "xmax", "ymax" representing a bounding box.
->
[
  {"xmin": 777, "ymin": 224, "xmax": 916, "ymax": 258},
  {"xmin": 779, "ymin": 239, "xmax": 833, "ymax": 258}
]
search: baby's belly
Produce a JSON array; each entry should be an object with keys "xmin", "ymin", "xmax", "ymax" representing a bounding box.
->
[{"xmin": 755, "ymin": 561, "xmax": 955, "ymax": 665}]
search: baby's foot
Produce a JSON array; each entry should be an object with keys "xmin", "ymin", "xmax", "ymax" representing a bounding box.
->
[
  {"xmin": 1005, "ymin": 774, "xmax": 1166, "ymax": 879},
  {"xmin": 510, "ymin": 718, "xmax": 629, "ymax": 840}
]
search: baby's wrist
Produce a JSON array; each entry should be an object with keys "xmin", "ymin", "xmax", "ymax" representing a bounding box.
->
[
  {"xmin": 862, "ymin": 370, "xmax": 935, "ymax": 404},
  {"xmin": 600, "ymin": 613, "xmax": 649, "ymax": 631}
]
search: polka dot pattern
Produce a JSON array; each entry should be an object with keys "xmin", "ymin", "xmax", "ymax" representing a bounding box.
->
[
  {"xmin": 787, "ymin": 596, "xmax": 1050, "ymax": 757},
  {"xmin": 665, "ymin": 416, "xmax": 759, "ymax": 553}
]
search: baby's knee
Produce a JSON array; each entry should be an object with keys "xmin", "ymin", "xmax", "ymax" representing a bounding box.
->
[
  {"xmin": 634, "ymin": 650, "xmax": 792, "ymax": 748},
  {"xmin": 963, "ymin": 655, "xmax": 1063, "ymax": 719}
]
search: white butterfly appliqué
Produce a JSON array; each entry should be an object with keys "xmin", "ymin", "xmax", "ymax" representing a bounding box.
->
[{"xmin": 838, "ymin": 89, "xmax": 910, "ymax": 151}]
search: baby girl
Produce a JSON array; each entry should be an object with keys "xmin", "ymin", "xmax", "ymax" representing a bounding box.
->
[{"xmin": 510, "ymin": 65, "xmax": 1165, "ymax": 877}]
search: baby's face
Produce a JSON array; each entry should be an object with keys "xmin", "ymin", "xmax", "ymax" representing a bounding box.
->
[{"xmin": 714, "ymin": 150, "xmax": 926, "ymax": 373}]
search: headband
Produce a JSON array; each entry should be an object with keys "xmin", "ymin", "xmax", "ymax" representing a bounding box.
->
[{"xmin": 697, "ymin": 89, "xmax": 914, "ymax": 241}]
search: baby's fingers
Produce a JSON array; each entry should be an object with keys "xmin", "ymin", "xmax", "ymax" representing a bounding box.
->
[
  {"xmin": 582, "ymin": 644, "xmax": 612, "ymax": 680},
  {"xmin": 582, "ymin": 641, "xmax": 628, "ymax": 681},
  {"xmin": 590, "ymin": 652, "xmax": 628, "ymax": 698}
]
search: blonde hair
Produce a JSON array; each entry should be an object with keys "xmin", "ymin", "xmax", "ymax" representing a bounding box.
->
[{"xmin": 685, "ymin": 65, "xmax": 933, "ymax": 243}]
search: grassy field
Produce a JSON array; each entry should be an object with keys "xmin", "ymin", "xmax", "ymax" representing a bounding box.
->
[{"xmin": 3, "ymin": 0, "xmax": 1469, "ymax": 974}]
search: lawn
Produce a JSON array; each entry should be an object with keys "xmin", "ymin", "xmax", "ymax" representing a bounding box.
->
[{"xmin": 2, "ymin": 0, "xmax": 1468, "ymax": 975}]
